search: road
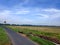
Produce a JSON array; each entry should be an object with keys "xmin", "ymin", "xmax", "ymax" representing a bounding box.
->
[{"xmin": 3, "ymin": 27, "xmax": 36, "ymax": 45}]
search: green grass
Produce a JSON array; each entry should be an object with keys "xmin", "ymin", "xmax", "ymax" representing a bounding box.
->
[
  {"xmin": 29, "ymin": 35, "xmax": 55, "ymax": 45},
  {"xmin": 0, "ymin": 27, "xmax": 10, "ymax": 45},
  {"xmin": 7, "ymin": 26, "xmax": 60, "ymax": 45}
]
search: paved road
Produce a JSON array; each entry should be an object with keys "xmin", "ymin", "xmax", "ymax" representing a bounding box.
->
[{"xmin": 3, "ymin": 27, "xmax": 36, "ymax": 45}]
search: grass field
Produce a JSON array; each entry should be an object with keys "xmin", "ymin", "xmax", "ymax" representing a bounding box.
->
[
  {"xmin": 7, "ymin": 26, "xmax": 60, "ymax": 45},
  {"xmin": 0, "ymin": 27, "xmax": 11, "ymax": 45}
]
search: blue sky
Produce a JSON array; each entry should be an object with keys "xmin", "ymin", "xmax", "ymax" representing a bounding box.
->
[{"xmin": 0, "ymin": 0, "xmax": 60, "ymax": 26}]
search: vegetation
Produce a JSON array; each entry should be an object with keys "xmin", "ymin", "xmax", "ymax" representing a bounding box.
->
[
  {"xmin": 0, "ymin": 27, "xmax": 11, "ymax": 45},
  {"xmin": 29, "ymin": 35, "xmax": 55, "ymax": 45},
  {"xmin": 7, "ymin": 26, "xmax": 60, "ymax": 45},
  {"xmin": 8, "ymin": 26, "xmax": 60, "ymax": 39}
]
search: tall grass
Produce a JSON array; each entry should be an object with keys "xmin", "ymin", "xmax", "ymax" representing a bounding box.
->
[{"xmin": 8, "ymin": 26, "xmax": 60, "ymax": 39}]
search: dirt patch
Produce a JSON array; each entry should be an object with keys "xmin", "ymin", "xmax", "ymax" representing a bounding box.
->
[
  {"xmin": 19, "ymin": 33, "xmax": 27, "ymax": 37},
  {"xmin": 38, "ymin": 35, "xmax": 60, "ymax": 44}
]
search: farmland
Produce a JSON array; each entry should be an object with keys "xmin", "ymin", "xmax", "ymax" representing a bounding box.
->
[
  {"xmin": 0, "ymin": 27, "xmax": 11, "ymax": 45},
  {"xmin": 7, "ymin": 26, "xmax": 60, "ymax": 45}
]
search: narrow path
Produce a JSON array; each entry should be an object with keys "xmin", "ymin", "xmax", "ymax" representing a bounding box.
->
[{"xmin": 3, "ymin": 27, "xmax": 36, "ymax": 45}]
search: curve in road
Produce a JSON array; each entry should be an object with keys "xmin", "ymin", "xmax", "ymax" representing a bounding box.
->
[{"xmin": 4, "ymin": 27, "xmax": 36, "ymax": 45}]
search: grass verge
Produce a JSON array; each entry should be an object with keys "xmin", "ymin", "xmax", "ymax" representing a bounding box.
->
[
  {"xmin": 28, "ymin": 35, "xmax": 55, "ymax": 45},
  {"xmin": 0, "ymin": 27, "xmax": 11, "ymax": 45}
]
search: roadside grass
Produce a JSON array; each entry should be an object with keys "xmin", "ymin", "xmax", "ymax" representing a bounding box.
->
[
  {"xmin": 7, "ymin": 26, "xmax": 60, "ymax": 45},
  {"xmin": 0, "ymin": 27, "xmax": 11, "ymax": 45},
  {"xmin": 28, "ymin": 35, "xmax": 55, "ymax": 45}
]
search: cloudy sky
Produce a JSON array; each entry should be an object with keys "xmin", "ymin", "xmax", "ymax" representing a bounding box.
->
[{"xmin": 0, "ymin": 0, "xmax": 60, "ymax": 26}]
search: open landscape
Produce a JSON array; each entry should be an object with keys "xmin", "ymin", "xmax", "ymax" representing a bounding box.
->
[
  {"xmin": 0, "ymin": 0, "xmax": 60, "ymax": 45},
  {"xmin": 7, "ymin": 26, "xmax": 60, "ymax": 45},
  {"xmin": 0, "ymin": 27, "xmax": 11, "ymax": 45}
]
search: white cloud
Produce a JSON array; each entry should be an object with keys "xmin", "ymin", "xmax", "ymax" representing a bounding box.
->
[
  {"xmin": 0, "ymin": 8, "xmax": 60, "ymax": 19},
  {"xmin": 43, "ymin": 8, "xmax": 60, "ymax": 12},
  {"xmin": 0, "ymin": 10, "xmax": 10, "ymax": 19},
  {"xmin": 40, "ymin": 8, "xmax": 60, "ymax": 18},
  {"xmin": 35, "ymin": 13, "xmax": 49, "ymax": 18},
  {"xmin": 15, "ymin": 10, "xmax": 30, "ymax": 14},
  {"xmin": 12, "ymin": 4, "xmax": 60, "ymax": 19},
  {"xmin": 0, "ymin": 8, "xmax": 60, "ymax": 25}
]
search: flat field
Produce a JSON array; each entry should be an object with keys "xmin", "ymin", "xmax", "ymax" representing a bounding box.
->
[
  {"xmin": 8, "ymin": 26, "xmax": 60, "ymax": 45},
  {"xmin": 9, "ymin": 26, "xmax": 60, "ymax": 33}
]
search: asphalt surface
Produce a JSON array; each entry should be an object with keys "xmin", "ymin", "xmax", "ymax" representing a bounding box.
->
[{"xmin": 3, "ymin": 27, "xmax": 36, "ymax": 45}]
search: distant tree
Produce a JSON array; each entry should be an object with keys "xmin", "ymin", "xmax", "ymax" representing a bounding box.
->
[{"xmin": 4, "ymin": 21, "xmax": 6, "ymax": 24}]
